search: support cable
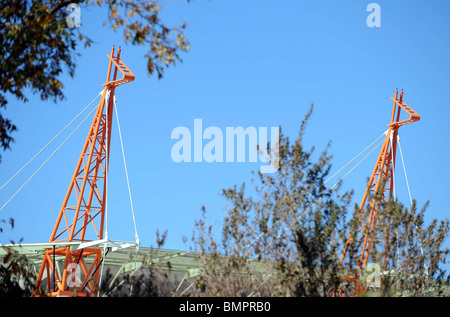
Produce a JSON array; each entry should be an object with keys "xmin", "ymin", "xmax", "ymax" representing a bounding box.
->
[
  {"xmin": 113, "ymin": 95, "xmax": 140, "ymax": 247},
  {"xmin": 104, "ymin": 89, "xmax": 111, "ymax": 241},
  {"xmin": 113, "ymin": 95, "xmax": 140, "ymax": 295},
  {"xmin": 390, "ymin": 131, "xmax": 401, "ymax": 288},
  {"xmin": 250, "ymin": 136, "xmax": 386, "ymax": 258},
  {"xmin": 247, "ymin": 130, "xmax": 388, "ymax": 250},
  {"xmin": 0, "ymin": 91, "xmax": 103, "ymax": 192},
  {"xmin": 0, "ymin": 101, "xmax": 100, "ymax": 213},
  {"xmin": 313, "ymin": 129, "xmax": 389, "ymax": 195},
  {"xmin": 391, "ymin": 130, "xmax": 396, "ymax": 200},
  {"xmin": 98, "ymin": 90, "xmax": 111, "ymax": 296},
  {"xmin": 81, "ymin": 248, "xmax": 110, "ymax": 293},
  {"xmin": 397, "ymin": 134, "xmax": 429, "ymax": 278},
  {"xmin": 180, "ymin": 132, "xmax": 387, "ymax": 295},
  {"xmin": 397, "ymin": 135, "xmax": 412, "ymax": 206}
]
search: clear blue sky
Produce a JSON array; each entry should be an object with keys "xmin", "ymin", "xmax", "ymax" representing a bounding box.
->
[{"xmin": 1, "ymin": 1, "xmax": 449, "ymax": 261}]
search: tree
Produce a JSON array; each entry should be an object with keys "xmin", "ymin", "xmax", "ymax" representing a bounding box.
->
[
  {"xmin": 364, "ymin": 198, "xmax": 450, "ymax": 296},
  {"xmin": 1, "ymin": 105, "xmax": 448, "ymax": 297},
  {"xmin": 95, "ymin": 105, "xmax": 448, "ymax": 297},
  {"xmin": 0, "ymin": 218, "xmax": 39, "ymax": 297},
  {"xmin": 183, "ymin": 104, "xmax": 358, "ymax": 296},
  {"xmin": 0, "ymin": 0, "xmax": 190, "ymax": 161},
  {"xmin": 179, "ymin": 105, "xmax": 449, "ymax": 297}
]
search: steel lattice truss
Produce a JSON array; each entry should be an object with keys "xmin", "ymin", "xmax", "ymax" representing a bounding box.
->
[
  {"xmin": 337, "ymin": 89, "xmax": 420, "ymax": 296},
  {"xmin": 33, "ymin": 46, "xmax": 136, "ymax": 297}
]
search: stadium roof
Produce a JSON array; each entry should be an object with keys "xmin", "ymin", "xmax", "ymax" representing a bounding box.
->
[{"xmin": 0, "ymin": 241, "xmax": 203, "ymax": 295}]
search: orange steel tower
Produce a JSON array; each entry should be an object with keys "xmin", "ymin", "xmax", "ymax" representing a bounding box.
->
[
  {"xmin": 338, "ymin": 89, "xmax": 420, "ymax": 296},
  {"xmin": 34, "ymin": 46, "xmax": 135, "ymax": 297}
]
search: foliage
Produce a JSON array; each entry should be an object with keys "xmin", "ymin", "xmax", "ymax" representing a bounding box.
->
[
  {"xmin": 0, "ymin": 218, "xmax": 38, "ymax": 297},
  {"xmin": 363, "ymin": 199, "xmax": 450, "ymax": 296},
  {"xmin": 100, "ymin": 230, "xmax": 176, "ymax": 297},
  {"xmin": 100, "ymin": 260, "xmax": 175, "ymax": 297},
  {"xmin": 182, "ymin": 105, "xmax": 357, "ymax": 296},
  {"xmin": 0, "ymin": 0, "xmax": 190, "ymax": 161},
  {"xmin": 176, "ymin": 105, "xmax": 449, "ymax": 297},
  {"xmin": 0, "ymin": 106, "xmax": 449, "ymax": 297}
]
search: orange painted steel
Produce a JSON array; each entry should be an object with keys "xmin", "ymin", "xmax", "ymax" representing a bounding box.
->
[
  {"xmin": 33, "ymin": 46, "xmax": 135, "ymax": 297},
  {"xmin": 337, "ymin": 89, "xmax": 420, "ymax": 296}
]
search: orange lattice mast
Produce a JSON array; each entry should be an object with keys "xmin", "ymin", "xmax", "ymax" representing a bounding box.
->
[
  {"xmin": 34, "ymin": 46, "xmax": 134, "ymax": 297},
  {"xmin": 338, "ymin": 89, "xmax": 420, "ymax": 296}
]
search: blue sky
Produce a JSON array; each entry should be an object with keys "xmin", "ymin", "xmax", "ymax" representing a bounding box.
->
[{"xmin": 1, "ymin": 0, "xmax": 449, "ymax": 261}]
